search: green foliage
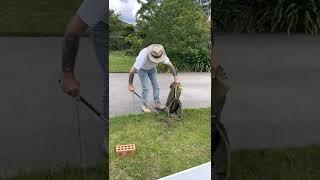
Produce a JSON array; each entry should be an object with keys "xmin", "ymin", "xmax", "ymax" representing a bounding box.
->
[
  {"xmin": 136, "ymin": 0, "xmax": 211, "ymax": 72},
  {"xmin": 109, "ymin": 10, "xmax": 123, "ymax": 34},
  {"xmin": 124, "ymin": 34, "xmax": 143, "ymax": 55},
  {"xmin": 109, "ymin": 10, "xmax": 134, "ymax": 50},
  {"xmin": 266, "ymin": 0, "xmax": 320, "ymax": 34},
  {"xmin": 122, "ymin": 25, "xmax": 135, "ymax": 37},
  {"xmin": 214, "ymin": 0, "xmax": 320, "ymax": 35},
  {"xmin": 168, "ymin": 48, "xmax": 211, "ymax": 72}
]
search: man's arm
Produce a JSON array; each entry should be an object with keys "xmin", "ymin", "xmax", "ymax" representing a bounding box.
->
[
  {"xmin": 61, "ymin": 15, "xmax": 88, "ymax": 97},
  {"xmin": 166, "ymin": 61, "xmax": 178, "ymax": 82},
  {"xmin": 128, "ymin": 66, "xmax": 136, "ymax": 85},
  {"xmin": 128, "ymin": 66, "xmax": 137, "ymax": 92},
  {"xmin": 62, "ymin": 15, "xmax": 88, "ymax": 73}
]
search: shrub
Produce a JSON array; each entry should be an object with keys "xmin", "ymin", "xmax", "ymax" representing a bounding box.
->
[
  {"xmin": 109, "ymin": 10, "xmax": 135, "ymax": 50},
  {"xmin": 110, "ymin": 36, "xmax": 127, "ymax": 50},
  {"xmin": 214, "ymin": 0, "xmax": 320, "ymax": 35},
  {"xmin": 167, "ymin": 47, "xmax": 211, "ymax": 72},
  {"xmin": 265, "ymin": 0, "xmax": 320, "ymax": 34},
  {"xmin": 124, "ymin": 34, "xmax": 144, "ymax": 56}
]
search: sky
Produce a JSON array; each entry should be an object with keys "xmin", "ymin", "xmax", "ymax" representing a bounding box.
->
[{"xmin": 109, "ymin": 0, "xmax": 143, "ymax": 24}]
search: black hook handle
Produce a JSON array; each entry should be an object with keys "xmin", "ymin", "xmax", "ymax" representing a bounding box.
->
[{"xmin": 59, "ymin": 79, "xmax": 107, "ymax": 123}]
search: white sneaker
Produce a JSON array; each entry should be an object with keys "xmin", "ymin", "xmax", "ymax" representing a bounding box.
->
[
  {"xmin": 141, "ymin": 105, "xmax": 151, "ymax": 113},
  {"xmin": 154, "ymin": 101, "xmax": 166, "ymax": 110}
]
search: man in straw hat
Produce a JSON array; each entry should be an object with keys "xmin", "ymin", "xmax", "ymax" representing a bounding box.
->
[
  {"xmin": 128, "ymin": 44, "xmax": 179, "ymax": 113},
  {"xmin": 60, "ymin": 0, "xmax": 107, "ymax": 153}
]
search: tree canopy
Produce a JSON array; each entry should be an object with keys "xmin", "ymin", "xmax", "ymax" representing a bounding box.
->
[{"xmin": 135, "ymin": 0, "xmax": 211, "ymax": 71}]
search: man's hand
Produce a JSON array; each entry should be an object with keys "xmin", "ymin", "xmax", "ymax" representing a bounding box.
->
[
  {"xmin": 61, "ymin": 73, "xmax": 80, "ymax": 97},
  {"xmin": 60, "ymin": 15, "xmax": 87, "ymax": 97},
  {"xmin": 128, "ymin": 84, "xmax": 135, "ymax": 92},
  {"xmin": 174, "ymin": 76, "xmax": 180, "ymax": 83}
]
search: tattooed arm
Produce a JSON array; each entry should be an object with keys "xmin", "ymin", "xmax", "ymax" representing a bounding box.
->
[
  {"xmin": 61, "ymin": 15, "xmax": 88, "ymax": 97},
  {"xmin": 166, "ymin": 61, "xmax": 179, "ymax": 82},
  {"xmin": 128, "ymin": 66, "xmax": 137, "ymax": 92},
  {"xmin": 62, "ymin": 33, "xmax": 80, "ymax": 73}
]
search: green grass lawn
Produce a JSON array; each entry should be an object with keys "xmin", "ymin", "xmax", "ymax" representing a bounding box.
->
[
  {"xmin": 231, "ymin": 145, "xmax": 320, "ymax": 180},
  {"xmin": 109, "ymin": 51, "xmax": 135, "ymax": 73},
  {"xmin": 1, "ymin": 109, "xmax": 319, "ymax": 180},
  {"xmin": 109, "ymin": 108, "xmax": 211, "ymax": 180},
  {"xmin": 0, "ymin": 0, "xmax": 81, "ymax": 36},
  {"xmin": 0, "ymin": 165, "xmax": 105, "ymax": 180},
  {"xmin": 3, "ymin": 145, "xmax": 320, "ymax": 180}
]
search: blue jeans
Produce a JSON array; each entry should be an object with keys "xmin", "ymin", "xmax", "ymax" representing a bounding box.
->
[
  {"xmin": 89, "ymin": 21, "xmax": 108, "ymax": 129},
  {"xmin": 138, "ymin": 68, "xmax": 160, "ymax": 103}
]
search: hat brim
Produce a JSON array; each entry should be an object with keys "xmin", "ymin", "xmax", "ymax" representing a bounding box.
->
[{"xmin": 147, "ymin": 45, "xmax": 166, "ymax": 63}]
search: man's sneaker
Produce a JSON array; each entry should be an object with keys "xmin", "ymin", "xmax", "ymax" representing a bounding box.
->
[
  {"xmin": 154, "ymin": 101, "xmax": 166, "ymax": 110},
  {"xmin": 142, "ymin": 104, "xmax": 151, "ymax": 113}
]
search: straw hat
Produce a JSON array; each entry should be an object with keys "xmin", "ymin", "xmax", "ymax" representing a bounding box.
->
[{"xmin": 147, "ymin": 44, "xmax": 167, "ymax": 63}]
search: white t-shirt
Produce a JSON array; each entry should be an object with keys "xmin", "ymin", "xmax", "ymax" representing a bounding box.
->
[
  {"xmin": 77, "ymin": 0, "xmax": 107, "ymax": 27},
  {"xmin": 134, "ymin": 47, "xmax": 171, "ymax": 70}
]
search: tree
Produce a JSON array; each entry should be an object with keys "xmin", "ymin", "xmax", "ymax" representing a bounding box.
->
[
  {"xmin": 109, "ymin": 10, "xmax": 135, "ymax": 50},
  {"xmin": 109, "ymin": 10, "xmax": 123, "ymax": 35},
  {"xmin": 136, "ymin": 0, "xmax": 211, "ymax": 72}
]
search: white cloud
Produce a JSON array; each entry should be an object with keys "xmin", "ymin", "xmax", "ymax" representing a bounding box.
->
[{"xmin": 109, "ymin": 0, "xmax": 142, "ymax": 24}]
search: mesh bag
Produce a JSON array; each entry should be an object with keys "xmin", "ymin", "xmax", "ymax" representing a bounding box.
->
[{"xmin": 165, "ymin": 82, "xmax": 183, "ymax": 119}]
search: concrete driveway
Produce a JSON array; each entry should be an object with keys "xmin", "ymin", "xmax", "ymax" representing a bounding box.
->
[
  {"xmin": 216, "ymin": 34, "xmax": 320, "ymax": 150},
  {"xmin": 109, "ymin": 72, "xmax": 211, "ymax": 116}
]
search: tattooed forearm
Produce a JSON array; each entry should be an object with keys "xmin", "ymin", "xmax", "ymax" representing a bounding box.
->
[
  {"xmin": 168, "ymin": 64, "xmax": 177, "ymax": 76},
  {"xmin": 129, "ymin": 72, "xmax": 135, "ymax": 85},
  {"xmin": 62, "ymin": 33, "xmax": 80, "ymax": 73}
]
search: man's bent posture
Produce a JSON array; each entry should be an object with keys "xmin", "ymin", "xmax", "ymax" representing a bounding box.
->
[{"xmin": 128, "ymin": 44, "xmax": 178, "ymax": 113}]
